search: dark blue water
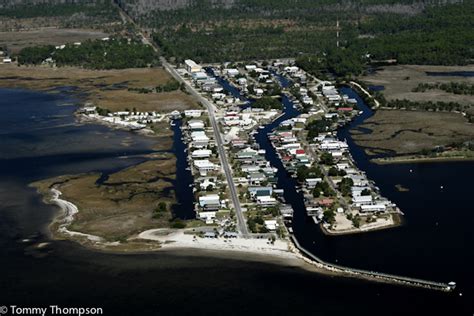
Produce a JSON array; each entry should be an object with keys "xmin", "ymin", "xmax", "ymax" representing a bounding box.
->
[
  {"xmin": 0, "ymin": 87, "xmax": 472, "ymax": 315},
  {"xmin": 171, "ymin": 119, "xmax": 195, "ymax": 219},
  {"xmin": 368, "ymin": 85, "xmax": 385, "ymax": 92},
  {"xmin": 426, "ymin": 71, "xmax": 474, "ymax": 77},
  {"xmin": 252, "ymin": 76, "xmax": 473, "ymax": 313}
]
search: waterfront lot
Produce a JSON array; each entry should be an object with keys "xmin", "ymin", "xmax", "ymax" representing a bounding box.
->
[
  {"xmin": 0, "ymin": 64, "xmax": 198, "ymax": 112},
  {"xmin": 361, "ymin": 64, "xmax": 474, "ymax": 109},
  {"xmin": 351, "ymin": 110, "xmax": 474, "ymax": 155}
]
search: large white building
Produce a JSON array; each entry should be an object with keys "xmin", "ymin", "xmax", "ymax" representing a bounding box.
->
[{"xmin": 185, "ymin": 59, "xmax": 202, "ymax": 73}]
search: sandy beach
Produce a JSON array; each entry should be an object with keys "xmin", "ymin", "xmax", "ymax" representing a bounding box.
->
[{"xmin": 137, "ymin": 228, "xmax": 295, "ymax": 259}]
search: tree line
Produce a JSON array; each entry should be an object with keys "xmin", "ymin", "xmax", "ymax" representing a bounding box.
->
[
  {"xmin": 412, "ymin": 82, "xmax": 474, "ymax": 95},
  {"xmin": 18, "ymin": 38, "xmax": 160, "ymax": 69}
]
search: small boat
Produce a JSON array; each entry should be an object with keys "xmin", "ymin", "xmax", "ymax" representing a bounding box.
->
[{"xmin": 170, "ymin": 121, "xmax": 176, "ymax": 126}]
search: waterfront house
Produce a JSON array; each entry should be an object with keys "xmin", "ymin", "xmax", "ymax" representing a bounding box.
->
[
  {"xmin": 352, "ymin": 186, "xmax": 371, "ymax": 197},
  {"xmin": 194, "ymin": 159, "xmax": 217, "ymax": 176},
  {"xmin": 348, "ymin": 175, "xmax": 369, "ymax": 187},
  {"xmin": 188, "ymin": 120, "xmax": 205, "ymax": 130},
  {"xmin": 248, "ymin": 186, "xmax": 273, "ymax": 198},
  {"xmin": 191, "ymin": 131, "xmax": 210, "ymax": 148},
  {"xmin": 352, "ymin": 195, "xmax": 373, "ymax": 206},
  {"xmin": 360, "ymin": 204, "xmax": 387, "ymax": 213},
  {"xmin": 199, "ymin": 194, "xmax": 221, "ymax": 210},
  {"xmin": 192, "ymin": 149, "xmax": 212, "ymax": 159},
  {"xmin": 257, "ymin": 197, "xmax": 278, "ymax": 207}
]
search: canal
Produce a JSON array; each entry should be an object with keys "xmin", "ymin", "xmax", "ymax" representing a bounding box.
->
[{"xmin": 210, "ymin": 70, "xmax": 474, "ymax": 295}]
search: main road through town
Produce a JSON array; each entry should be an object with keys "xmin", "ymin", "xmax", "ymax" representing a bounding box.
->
[{"xmin": 114, "ymin": 1, "xmax": 250, "ymax": 236}]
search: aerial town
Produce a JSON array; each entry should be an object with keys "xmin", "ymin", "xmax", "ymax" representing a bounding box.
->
[{"xmin": 79, "ymin": 57, "xmax": 403, "ymax": 240}]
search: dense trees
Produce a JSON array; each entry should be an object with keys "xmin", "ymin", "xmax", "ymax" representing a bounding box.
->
[
  {"xmin": 306, "ymin": 119, "xmax": 332, "ymax": 140},
  {"xmin": 18, "ymin": 38, "xmax": 160, "ymax": 69},
  {"xmin": 385, "ymin": 99, "xmax": 468, "ymax": 112},
  {"xmin": 251, "ymin": 96, "xmax": 283, "ymax": 110},
  {"xmin": 146, "ymin": 1, "xmax": 474, "ymax": 70},
  {"xmin": 0, "ymin": 2, "xmax": 120, "ymax": 28},
  {"xmin": 17, "ymin": 45, "xmax": 55, "ymax": 65},
  {"xmin": 357, "ymin": 2, "xmax": 474, "ymax": 65},
  {"xmin": 296, "ymin": 165, "xmax": 323, "ymax": 182},
  {"xmin": 412, "ymin": 82, "xmax": 474, "ymax": 96}
]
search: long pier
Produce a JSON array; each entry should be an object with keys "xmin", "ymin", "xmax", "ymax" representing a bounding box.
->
[{"xmin": 289, "ymin": 236, "xmax": 454, "ymax": 292}]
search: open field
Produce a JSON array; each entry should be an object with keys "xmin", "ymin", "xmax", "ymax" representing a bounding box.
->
[
  {"xmin": 352, "ymin": 110, "xmax": 474, "ymax": 155},
  {"xmin": 0, "ymin": 64, "xmax": 198, "ymax": 112},
  {"xmin": 0, "ymin": 28, "xmax": 109, "ymax": 53},
  {"xmin": 32, "ymin": 155, "xmax": 177, "ymax": 242},
  {"xmin": 361, "ymin": 65, "xmax": 474, "ymax": 108}
]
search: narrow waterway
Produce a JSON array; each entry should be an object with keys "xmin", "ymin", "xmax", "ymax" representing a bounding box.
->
[{"xmin": 171, "ymin": 119, "xmax": 196, "ymax": 219}]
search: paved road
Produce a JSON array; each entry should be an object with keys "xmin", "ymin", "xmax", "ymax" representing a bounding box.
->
[{"xmin": 114, "ymin": 3, "xmax": 249, "ymax": 236}]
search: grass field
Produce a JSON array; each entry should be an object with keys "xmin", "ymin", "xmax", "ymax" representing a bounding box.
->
[
  {"xmin": 361, "ymin": 65, "xmax": 474, "ymax": 109},
  {"xmin": 0, "ymin": 28, "xmax": 109, "ymax": 54},
  {"xmin": 32, "ymin": 156, "xmax": 178, "ymax": 242},
  {"xmin": 0, "ymin": 64, "xmax": 198, "ymax": 112},
  {"xmin": 352, "ymin": 110, "xmax": 474, "ymax": 155}
]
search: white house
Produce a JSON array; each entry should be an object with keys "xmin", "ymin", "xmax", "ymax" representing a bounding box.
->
[
  {"xmin": 264, "ymin": 219, "xmax": 278, "ymax": 230},
  {"xmin": 254, "ymin": 89, "xmax": 264, "ymax": 97},
  {"xmin": 360, "ymin": 204, "xmax": 387, "ymax": 213},
  {"xmin": 257, "ymin": 196, "xmax": 278, "ymax": 207},
  {"xmin": 184, "ymin": 110, "xmax": 202, "ymax": 118},
  {"xmin": 192, "ymin": 149, "xmax": 212, "ymax": 159},
  {"xmin": 226, "ymin": 68, "xmax": 239, "ymax": 77},
  {"xmin": 191, "ymin": 131, "xmax": 209, "ymax": 148},
  {"xmin": 194, "ymin": 159, "xmax": 216, "ymax": 175},
  {"xmin": 305, "ymin": 178, "xmax": 323, "ymax": 189},
  {"xmin": 199, "ymin": 194, "xmax": 220, "ymax": 210},
  {"xmin": 352, "ymin": 195, "xmax": 373, "ymax": 206},
  {"xmin": 245, "ymin": 65, "xmax": 257, "ymax": 71},
  {"xmin": 198, "ymin": 211, "xmax": 216, "ymax": 224},
  {"xmin": 188, "ymin": 120, "xmax": 205, "ymax": 130}
]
